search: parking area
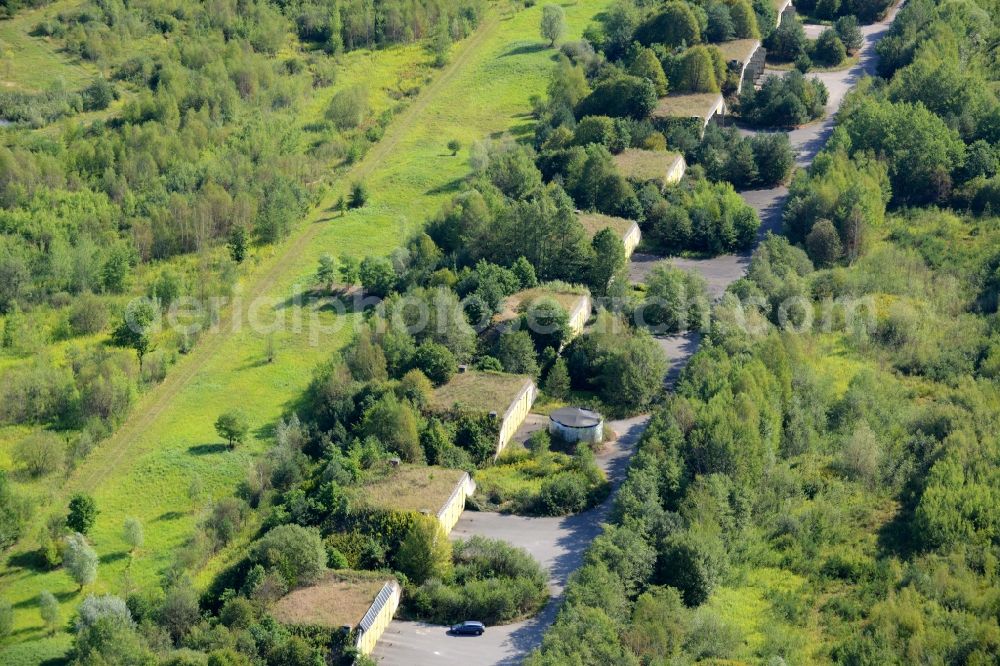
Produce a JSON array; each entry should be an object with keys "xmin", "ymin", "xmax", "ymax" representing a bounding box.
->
[
  {"xmin": 371, "ymin": 604, "xmax": 558, "ymax": 666},
  {"xmin": 371, "ymin": 417, "xmax": 650, "ymax": 665}
]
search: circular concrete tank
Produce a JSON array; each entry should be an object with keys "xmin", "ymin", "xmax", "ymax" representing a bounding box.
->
[{"xmin": 548, "ymin": 407, "xmax": 604, "ymax": 445}]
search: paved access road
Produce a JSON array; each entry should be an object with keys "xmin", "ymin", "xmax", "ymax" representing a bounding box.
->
[
  {"xmin": 374, "ymin": 5, "xmax": 906, "ymax": 664},
  {"xmin": 630, "ymin": 5, "xmax": 903, "ymax": 295},
  {"xmin": 371, "ymin": 417, "xmax": 650, "ymax": 666}
]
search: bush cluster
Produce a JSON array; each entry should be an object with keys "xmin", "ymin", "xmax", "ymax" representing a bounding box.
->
[
  {"xmin": 689, "ymin": 125, "xmax": 795, "ymax": 189},
  {"xmin": 738, "ymin": 71, "xmax": 828, "ymax": 127},
  {"xmin": 404, "ymin": 536, "xmax": 548, "ymax": 625}
]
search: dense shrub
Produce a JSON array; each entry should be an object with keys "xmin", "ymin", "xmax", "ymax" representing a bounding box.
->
[
  {"xmin": 325, "ymin": 85, "xmax": 369, "ymax": 129},
  {"xmin": 690, "ymin": 126, "xmax": 794, "ymax": 189},
  {"xmin": 796, "ymin": 0, "xmax": 891, "ymax": 22},
  {"xmin": 835, "ymin": 15, "xmax": 863, "ymax": 51},
  {"xmin": 840, "ymin": 96, "xmax": 966, "ymax": 205},
  {"xmin": 783, "ymin": 146, "xmax": 889, "ymax": 260},
  {"xmin": 67, "ymin": 292, "xmax": 109, "ymax": 335},
  {"xmin": 428, "ymin": 147, "xmax": 594, "ymax": 281},
  {"xmin": 81, "ymin": 77, "xmax": 114, "ymax": 111},
  {"xmin": 404, "ymin": 536, "xmax": 548, "ymax": 625},
  {"xmin": 475, "ymin": 439, "xmax": 609, "ymax": 515},
  {"xmin": 0, "ymin": 472, "xmax": 28, "ymax": 551},
  {"xmin": 634, "ymin": 2, "xmax": 701, "ymax": 47},
  {"xmin": 705, "ymin": 1, "xmax": 736, "ymax": 42},
  {"xmin": 738, "ymin": 71, "xmax": 828, "ymax": 127},
  {"xmin": 763, "ymin": 17, "xmax": 807, "ymax": 62},
  {"xmin": 250, "ymin": 524, "xmax": 327, "ymax": 588},
  {"xmin": 812, "ymin": 29, "xmax": 847, "ymax": 66},
  {"xmin": 575, "ymin": 75, "xmax": 658, "ymax": 120},
  {"xmin": 652, "ymin": 177, "xmax": 760, "ymax": 254},
  {"xmin": 628, "ymin": 48, "xmax": 669, "ymax": 96},
  {"xmin": 410, "ymin": 342, "xmax": 456, "ymax": 386},
  {"xmin": 360, "ymin": 393, "xmax": 424, "ymax": 462},
  {"xmin": 394, "ymin": 515, "xmax": 453, "ymax": 584},
  {"xmin": 564, "ymin": 312, "xmax": 670, "ymax": 412},
  {"xmin": 671, "ymin": 46, "xmax": 725, "ymax": 94},
  {"xmin": 538, "ymin": 472, "xmax": 590, "ymax": 514},
  {"xmin": 638, "ymin": 264, "xmax": 710, "ymax": 334},
  {"xmin": 573, "ymin": 116, "xmax": 631, "ymax": 152},
  {"xmin": 13, "ymin": 431, "xmax": 67, "ymax": 478}
]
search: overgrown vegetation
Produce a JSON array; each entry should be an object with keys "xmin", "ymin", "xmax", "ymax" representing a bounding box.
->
[
  {"xmin": 404, "ymin": 536, "xmax": 549, "ymax": 625},
  {"xmin": 738, "ymin": 70, "xmax": 828, "ymax": 127},
  {"xmin": 474, "ymin": 430, "xmax": 611, "ymax": 515},
  {"xmin": 529, "ymin": 0, "xmax": 1000, "ymax": 662}
]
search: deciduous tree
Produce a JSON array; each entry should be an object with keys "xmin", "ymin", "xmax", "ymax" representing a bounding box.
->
[
  {"xmin": 541, "ymin": 5, "xmax": 566, "ymax": 47},
  {"xmin": 215, "ymin": 409, "xmax": 250, "ymax": 448},
  {"xmin": 39, "ymin": 591, "xmax": 60, "ymax": 635},
  {"xmin": 67, "ymin": 494, "xmax": 98, "ymax": 535},
  {"xmin": 64, "ymin": 533, "xmax": 99, "ymax": 590},
  {"xmin": 251, "ymin": 524, "xmax": 327, "ymax": 588},
  {"xmin": 636, "ymin": 2, "xmax": 701, "ymax": 47},
  {"xmin": 123, "ymin": 517, "xmax": 143, "ymax": 553},
  {"xmin": 544, "ymin": 357, "xmax": 571, "ymax": 399},
  {"xmin": 589, "ymin": 228, "xmax": 626, "ymax": 297},
  {"xmin": 316, "ymin": 253, "xmax": 336, "ymax": 288},
  {"xmin": 628, "ymin": 48, "xmax": 669, "ymax": 96},
  {"xmin": 395, "ymin": 515, "xmax": 453, "ymax": 584}
]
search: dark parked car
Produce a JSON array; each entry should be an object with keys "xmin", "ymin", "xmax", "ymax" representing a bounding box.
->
[{"xmin": 449, "ymin": 621, "xmax": 485, "ymax": 636}]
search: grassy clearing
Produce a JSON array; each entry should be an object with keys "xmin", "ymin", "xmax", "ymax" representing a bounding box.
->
[
  {"xmin": 716, "ymin": 38, "xmax": 761, "ymax": 63},
  {"xmin": 430, "ymin": 371, "xmax": 533, "ymax": 414},
  {"xmin": 0, "ymin": 1, "xmax": 93, "ymax": 91},
  {"xmin": 473, "ymin": 435, "xmax": 610, "ymax": 515},
  {"xmin": 613, "ymin": 148, "xmax": 684, "ymax": 185},
  {"xmin": 271, "ymin": 572, "xmax": 390, "ymax": 628},
  {"xmin": 707, "ymin": 567, "xmax": 816, "ymax": 660},
  {"xmin": 354, "ymin": 464, "xmax": 466, "ymax": 515},
  {"xmin": 0, "ymin": 0, "xmax": 613, "ymax": 659},
  {"xmin": 805, "ymin": 332, "xmax": 869, "ymax": 398},
  {"xmin": 651, "ymin": 92, "xmax": 723, "ymax": 121},
  {"xmin": 297, "ymin": 40, "xmax": 436, "ymax": 148},
  {"xmin": 474, "ymin": 441, "xmax": 566, "ymax": 507}
]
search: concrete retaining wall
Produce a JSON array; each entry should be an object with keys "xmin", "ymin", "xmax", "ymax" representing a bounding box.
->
[
  {"xmin": 436, "ymin": 472, "xmax": 477, "ymax": 535},
  {"xmin": 776, "ymin": 0, "xmax": 795, "ymax": 26},
  {"xmin": 497, "ymin": 380, "xmax": 537, "ymax": 456},
  {"xmin": 566, "ymin": 293, "xmax": 592, "ymax": 338},
  {"xmin": 734, "ymin": 41, "xmax": 766, "ymax": 95},
  {"xmin": 354, "ymin": 581, "xmax": 401, "ymax": 656},
  {"xmin": 665, "ymin": 155, "xmax": 687, "ymax": 186},
  {"xmin": 622, "ymin": 222, "xmax": 641, "ymax": 258}
]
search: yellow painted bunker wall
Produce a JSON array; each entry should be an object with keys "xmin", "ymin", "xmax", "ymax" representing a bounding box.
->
[
  {"xmin": 496, "ymin": 380, "xmax": 537, "ymax": 456},
  {"xmin": 665, "ymin": 156, "xmax": 687, "ymax": 186},
  {"xmin": 567, "ymin": 293, "xmax": 592, "ymax": 338},
  {"xmin": 436, "ymin": 473, "xmax": 477, "ymax": 535},
  {"xmin": 354, "ymin": 581, "xmax": 401, "ymax": 656},
  {"xmin": 622, "ymin": 223, "xmax": 641, "ymax": 258}
]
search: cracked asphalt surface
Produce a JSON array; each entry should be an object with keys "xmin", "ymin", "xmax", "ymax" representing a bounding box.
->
[
  {"xmin": 373, "ymin": 6, "xmax": 905, "ymax": 663},
  {"xmin": 630, "ymin": 10, "xmax": 900, "ymax": 296},
  {"xmin": 372, "ymin": 417, "xmax": 650, "ymax": 665}
]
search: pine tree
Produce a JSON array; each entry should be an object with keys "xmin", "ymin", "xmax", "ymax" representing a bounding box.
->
[{"xmin": 545, "ymin": 357, "xmax": 571, "ymax": 399}]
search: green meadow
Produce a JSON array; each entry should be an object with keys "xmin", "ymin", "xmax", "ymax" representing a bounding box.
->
[
  {"xmin": 0, "ymin": 0, "xmax": 611, "ymax": 660},
  {"xmin": 0, "ymin": 1, "xmax": 94, "ymax": 91}
]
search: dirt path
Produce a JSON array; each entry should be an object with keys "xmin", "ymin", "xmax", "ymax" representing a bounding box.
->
[{"xmin": 72, "ymin": 15, "xmax": 502, "ymax": 494}]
